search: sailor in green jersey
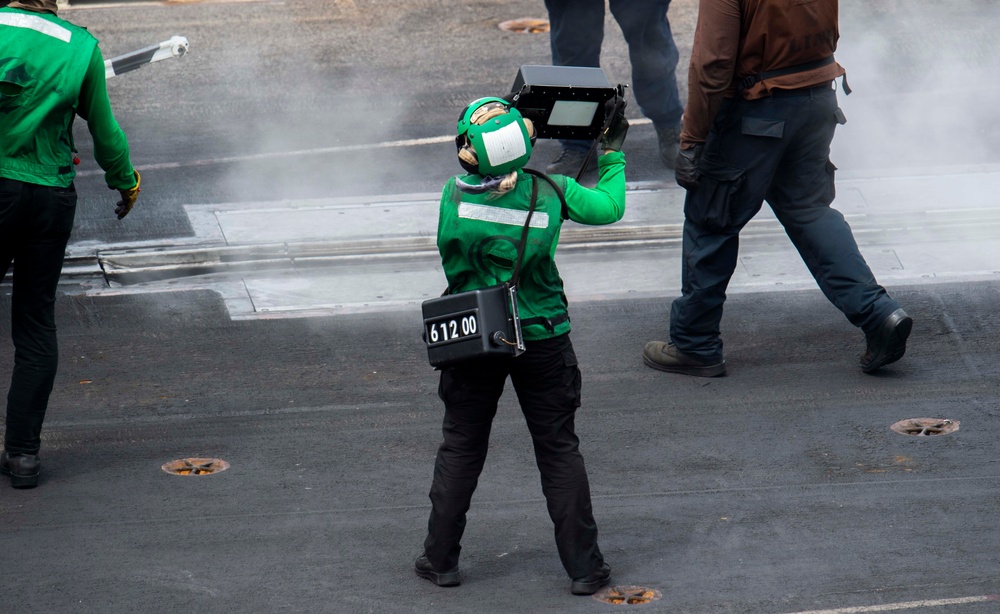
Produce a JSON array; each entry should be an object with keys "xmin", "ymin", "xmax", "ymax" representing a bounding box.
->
[
  {"xmin": 0, "ymin": 0, "xmax": 141, "ymax": 489},
  {"xmin": 416, "ymin": 97, "xmax": 629, "ymax": 595}
]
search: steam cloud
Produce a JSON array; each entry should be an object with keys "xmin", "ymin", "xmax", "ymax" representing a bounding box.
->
[{"xmin": 833, "ymin": 1, "xmax": 1000, "ymax": 173}]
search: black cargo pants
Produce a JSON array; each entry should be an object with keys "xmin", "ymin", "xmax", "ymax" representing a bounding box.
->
[
  {"xmin": 422, "ymin": 333, "xmax": 604, "ymax": 580},
  {"xmin": 669, "ymin": 85, "xmax": 901, "ymax": 361},
  {"xmin": 0, "ymin": 179, "xmax": 77, "ymax": 455}
]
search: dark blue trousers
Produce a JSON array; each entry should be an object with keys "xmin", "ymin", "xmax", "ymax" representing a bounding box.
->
[
  {"xmin": 423, "ymin": 334, "xmax": 604, "ymax": 580},
  {"xmin": 544, "ymin": 0, "xmax": 683, "ymax": 152},
  {"xmin": 0, "ymin": 179, "xmax": 77, "ymax": 455},
  {"xmin": 669, "ymin": 87, "xmax": 901, "ymax": 361}
]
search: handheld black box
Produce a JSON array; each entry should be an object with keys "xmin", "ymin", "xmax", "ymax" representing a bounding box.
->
[
  {"xmin": 422, "ymin": 284, "xmax": 523, "ymax": 369},
  {"xmin": 508, "ymin": 65, "xmax": 619, "ymax": 141}
]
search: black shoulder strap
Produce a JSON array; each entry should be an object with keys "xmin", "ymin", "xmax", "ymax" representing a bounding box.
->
[
  {"xmin": 523, "ymin": 167, "xmax": 570, "ymax": 220},
  {"xmin": 509, "ymin": 177, "xmax": 538, "ymax": 286}
]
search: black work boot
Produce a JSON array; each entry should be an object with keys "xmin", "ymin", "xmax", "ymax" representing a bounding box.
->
[
  {"xmin": 414, "ymin": 554, "xmax": 461, "ymax": 587},
  {"xmin": 1, "ymin": 451, "xmax": 40, "ymax": 489},
  {"xmin": 571, "ymin": 562, "xmax": 611, "ymax": 595},
  {"xmin": 860, "ymin": 308, "xmax": 913, "ymax": 373},
  {"xmin": 643, "ymin": 341, "xmax": 727, "ymax": 377}
]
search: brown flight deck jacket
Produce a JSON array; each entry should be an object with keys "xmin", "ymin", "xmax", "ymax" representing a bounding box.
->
[{"xmin": 680, "ymin": 0, "xmax": 849, "ymax": 149}]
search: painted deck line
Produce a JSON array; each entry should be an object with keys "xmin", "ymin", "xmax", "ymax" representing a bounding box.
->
[
  {"xmin": 73, "ymin": 120, "xmax": 657, "ymax": 177},
  {"xmin": 785, "ymin": 594, "xmax": 1000, "ymax": 614}
]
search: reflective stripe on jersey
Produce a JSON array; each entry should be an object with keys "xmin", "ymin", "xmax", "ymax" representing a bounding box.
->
[
  {"xmin": 458, "ymin": 202, "xmax": 549, "ymax": 229},
  {"xmin": 0, "ymin": 13, "xmax": 71, "ymax": 42}
]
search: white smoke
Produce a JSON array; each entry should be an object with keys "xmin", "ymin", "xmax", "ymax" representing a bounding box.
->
[{"xmin": 833, "ymin": 1, "xmax": 1000, "ymax": 173}]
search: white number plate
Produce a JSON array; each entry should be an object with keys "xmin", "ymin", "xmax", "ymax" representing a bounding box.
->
[{"xmin": 426, "ymin": 311, "xmax": 480, "ymax": 346}]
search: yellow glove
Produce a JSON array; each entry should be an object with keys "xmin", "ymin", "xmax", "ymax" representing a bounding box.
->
[{"xmin": 115, "ymin": 170, "xmax": 141, "ymax": 220}]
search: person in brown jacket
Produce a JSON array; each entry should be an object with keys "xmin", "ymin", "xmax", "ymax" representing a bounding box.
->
[{"xmin": 643, "ymin": 0, "xmax": 911, "ymax": 377}]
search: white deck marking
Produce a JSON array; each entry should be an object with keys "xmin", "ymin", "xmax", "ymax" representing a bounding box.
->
[
  {"xmin": 785, "ymin": 594, "xmax": 1000, "ymax": 614},
  {"xmin": 74, "ymin": 120, "xmax": 655, "ymax": 177}
]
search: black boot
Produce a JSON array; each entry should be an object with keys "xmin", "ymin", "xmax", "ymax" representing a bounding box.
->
[
  {"xmin": 414, "ymin": 554, "xmax": 461, "ymax": 587},
  {"xmin": 861, "ymin": 308, "xmax": 913, "ymax": 373},
  {"xmin": 1, "ymin": 451, "xmax": 40, "ymax": 489},
  {"xmin": 571, "ymin": 562, "xmax": 611, "ymax": 595}
]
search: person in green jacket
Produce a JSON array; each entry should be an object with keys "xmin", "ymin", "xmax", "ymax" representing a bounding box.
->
[
  {"xmin": 415, "ymin": 96, "xmax": 628, "ymax": 595},
  {"xmin": 0, "ymin": 0, "xmax": 140, "ymax": 489}
]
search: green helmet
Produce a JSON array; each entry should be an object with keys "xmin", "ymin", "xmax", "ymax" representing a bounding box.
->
[{"xmin": 455, "ymin": 97, "xmax": 534, "ymax": 176}]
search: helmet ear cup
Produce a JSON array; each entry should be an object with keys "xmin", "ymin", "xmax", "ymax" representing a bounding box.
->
[
  {"xmin": 522, "ymin": 117, "xmax": 537, "ymax": 147},
  {"xmin": 455, "ymin": 135, "xmax": 479, "ymax": 174},
  {"xmin": 458, "ymin": 146, "xmax": 480, "ymax": 174}
]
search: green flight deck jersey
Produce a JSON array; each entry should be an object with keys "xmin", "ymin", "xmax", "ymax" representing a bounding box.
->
[
  {"xmin": 0, "ymin": 7, "xmax": 135, "ymax": 189},
  {"xmin": 437, "ymin": 151, "xmax": 626, "ymax": 341}
]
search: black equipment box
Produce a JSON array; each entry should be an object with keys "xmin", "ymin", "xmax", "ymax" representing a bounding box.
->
[
  {"xmin": 508, "ymin": 65, "xmax": 620, "ymax": 141},
  {"xmin": 422, "ymin": 284, "xmax": 524, "ymax": 369}
]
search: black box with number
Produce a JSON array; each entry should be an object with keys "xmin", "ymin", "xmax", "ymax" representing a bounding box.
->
[{"xmin": 421, "ymin": 284, "xmax": 524, "ymax": 369}]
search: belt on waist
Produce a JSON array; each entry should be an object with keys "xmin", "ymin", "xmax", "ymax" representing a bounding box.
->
[
  {"xmin": 738, "ymin": 56, "xmax": 851, "ymax": 96},
  {"xmin": 740, "ymin": 56, "xmax": 835, "ymax": 91},
  {"xmin": 520, "ymin": 312, "xmax": 570, "ymax": 333}
]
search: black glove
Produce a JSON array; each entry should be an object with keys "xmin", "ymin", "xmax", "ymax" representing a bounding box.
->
[
  {"xmin": 601, "ymin": 101, "xmax": 629, "ymax": 152},
  {"xmin": 114, "ymin": 170, "xmax": 141, "ymax": 220},
  {"xmin": 674, "ymin": 145, "xmax": 703, "ymax": 190}
]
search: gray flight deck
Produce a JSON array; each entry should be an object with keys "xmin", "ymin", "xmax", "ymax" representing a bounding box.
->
[
  {"xmin": 70, "ymin": 166, "xmax": 1000, "ymax": 320},
  {"xmin": 2, "ymin": 1, "xmax": 1000, "ymax": 613}
]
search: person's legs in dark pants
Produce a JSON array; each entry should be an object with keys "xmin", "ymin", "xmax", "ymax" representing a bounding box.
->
[
  {"xmin": 766, "ymin": 89, "xmax": 909, "ymax": 371},
  {"xmin": 666, "ymin": 99, "xmax": 777, "ymax": 361},
  {"xmin": 544, "ymin": 0, "xmax": 604, "ymax": 68},
  {"xmin": 1, "ymin": 181, "xmax": 76, "ymax": 463},
  {"xmin": 422, "ymin": 362, "xmax": 507, "ymax": 573},
  {"xmin": 544, "ymin": 0, "xmax": 605, "ymax": 172},
  {"xmin": 644, "ymin": 99, "xmax": 781, "ymax": 373},
  {"xmin": 765, "ymin": 90, "xmax": 900, "ymax": 334},
  {"xmin": 667, "ymin": 222, "xmax": 743, "ymax": 362},
  {"xmin": 657, "ymin": 90, "xmax": 907, "ymax": 372},
  {"xmin": 610, "ymin": 0, "xmax": 683, "ymax": 165},
  {"xmin": 510, "ymin": 335, "xmax": 604, "ymax": 582}
]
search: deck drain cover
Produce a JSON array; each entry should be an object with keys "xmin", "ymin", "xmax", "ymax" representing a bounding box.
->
[
  {"xmin": 162, "ymin": 457, "xmax": 230, "ymax": 475},
  {"xmin": 890, "ymin": 418, "xmax": 960, "ymax": 436},
  {"xmin": 498, "ymin": 18, "xmax": 550, "ymax": 33},
  {"xmin": 594, "ymin": 585, "xmax": 662, "ymax": 605}
]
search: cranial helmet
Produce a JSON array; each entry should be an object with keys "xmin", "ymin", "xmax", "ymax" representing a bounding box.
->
[{"xmin": 455, "ymin": 97, "xmax": 535, "ymax": 176}]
